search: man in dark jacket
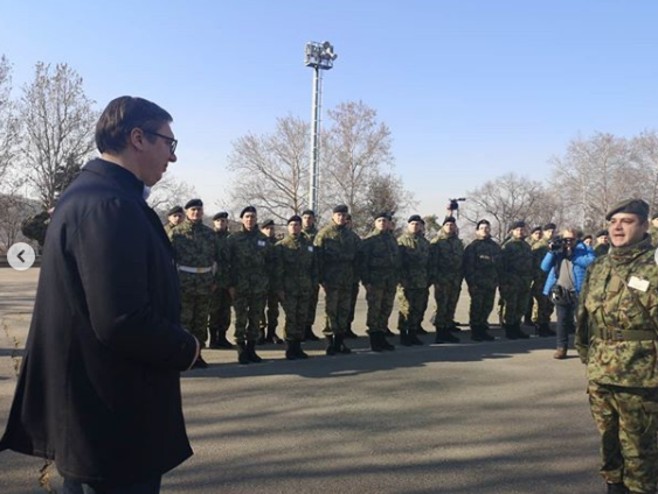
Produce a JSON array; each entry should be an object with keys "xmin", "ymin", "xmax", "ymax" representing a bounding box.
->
[{"xmin": 0, "ymin": 96, "xmax": 200, "ymax": 493}]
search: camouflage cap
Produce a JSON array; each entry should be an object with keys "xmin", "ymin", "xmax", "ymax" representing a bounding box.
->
[{"xmin": 605, "ymin": 198, "xmax": 649, "ymax": 221}]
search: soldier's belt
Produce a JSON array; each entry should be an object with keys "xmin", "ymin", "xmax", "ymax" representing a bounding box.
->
[
  {"xmin": 594, "ymin": 327, "xmax": 658, "ymax": 341},
  {"xmin": 178, "ymin": 265, "xmax": 213, "ymax": 274}
]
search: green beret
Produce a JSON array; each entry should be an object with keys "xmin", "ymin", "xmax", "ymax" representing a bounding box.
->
[{"xmin": 605, "ymin": 198, "xmax": 649, "ymax": 221}]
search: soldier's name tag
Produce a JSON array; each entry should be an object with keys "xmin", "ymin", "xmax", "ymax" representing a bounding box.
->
[
  {"xmin": 307, "ymin": 246, "xmax": 314, "ymax": 252},
  {"xmin": 257, "ymin": 240, "xmax": 266, "ymax": 247},
  {"xmin": 628, "ymin": 276, "xmax": 650, "ymax": 292}
]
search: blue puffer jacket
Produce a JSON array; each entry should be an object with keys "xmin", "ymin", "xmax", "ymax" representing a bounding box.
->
[{"xmin": 541, "ymin": 242, "xmax": 596, "ymax": 296}]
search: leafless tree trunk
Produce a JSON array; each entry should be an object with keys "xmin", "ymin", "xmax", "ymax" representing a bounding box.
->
[
  {"xmin": 0, "ymin": 55, "xmax": 20, "ymax": 192},
  {"xmin": 148, "ymin": 174, "xmax": 198, "ymax": 219},
  {"xmin": 629, "ymin": 130, "xmax": 658, "ymax": 210},
  {"xmin": 19, "ymin": 62, "xmax": 97, "ymax": 209}
]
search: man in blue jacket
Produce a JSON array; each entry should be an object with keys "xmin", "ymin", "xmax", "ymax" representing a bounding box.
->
[
  {"xmin": 0, "ymin": 96, "xmax": 200, "ymax": 493},
  {"xmin": 541, "ymin": 227, "xmax": 596, "ymax": 359}
]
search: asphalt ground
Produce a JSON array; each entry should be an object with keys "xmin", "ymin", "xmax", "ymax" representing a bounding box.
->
[{"xmin": 0, "ymin": 267, "xmax": 605, "ymax": 493}]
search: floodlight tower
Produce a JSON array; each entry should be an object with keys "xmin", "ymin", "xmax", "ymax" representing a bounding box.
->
[{"xmin": 304, "ymin": 41, "xmax": 337, "ymax": 215}]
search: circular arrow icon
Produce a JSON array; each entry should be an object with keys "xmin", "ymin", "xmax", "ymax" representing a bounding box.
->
[{"xmin": 7, "ymin": 242, "xmax": 36, "ymax": 271}]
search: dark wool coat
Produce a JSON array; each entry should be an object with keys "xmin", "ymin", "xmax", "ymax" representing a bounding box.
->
[{"xmin": 0, "ymin": 159, "xmax": 198, "ymax": 486}]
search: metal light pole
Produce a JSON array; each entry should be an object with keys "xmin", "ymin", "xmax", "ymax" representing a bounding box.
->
[{"xmin": 304, "ymin": 41, "xmax": 337, "ymax": 215}]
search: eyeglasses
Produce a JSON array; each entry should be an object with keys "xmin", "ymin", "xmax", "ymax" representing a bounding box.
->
[{"xmin": 143, "ymin": 130, "xmax": 177, "ymax": 155}]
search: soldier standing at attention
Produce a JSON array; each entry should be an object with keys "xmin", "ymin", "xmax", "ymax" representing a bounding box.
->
[
  {"xmin": 344, "ymin": 213, "xmax": 362, "ymax": 339},
  {"xmin": 258, "ymin": 219, "xmax": 283, "ymax": 345},
  {"xmin": 524, "ymin": 225, "xmax": 543, "ymax": 325},
  {"xmin": 163, "ymin": 205, "xmax": 184, "ymax": 235},
  {"xmin": 499, "ymin": 221, "xmax": 533, "ymax": 339},
  {"xmin": 429, "ymin": 216, "xmax": 462, "ymax": 344},
  {"xmin": 530, "ymin": 223, "xmax": 556, "ymax": 337},
  {"xmin": 301, "ymin": 209, "xmax": 321, "ymax": 341},
  {"xmin": 169, "ymin": 199, "xmax": 216, "ymax": 368},
  {"xmin": 227, "ymin": 206, "xmax": 274, "ymax": 364},
  {"xmin": 463, "ymin": 219, "xmax": 500, "ymax": 341},
  {"xmin": 593, "ymin": 229, "xmax": 610, "ymax": 257},
  {"xmin": 397, "ymin": 215, "xmax": 430, "ymax": 346},
  {"xmin": 575, "ymin": 199, "xmax": 658, "ymax": 494},
  {"xmin": 275, "ymin": 215, "xmax": 318, "ymax": 360},
  {"xmin": 207, "ymin": 211, "xmax": 233, "ymax": 349},
  {"xmin": 314, "ymin": 204, "xmax": 360, "ymax": 355},
  {"xmin": 360, "ymin": 212, "xmax": 398, "ymax": 352}
]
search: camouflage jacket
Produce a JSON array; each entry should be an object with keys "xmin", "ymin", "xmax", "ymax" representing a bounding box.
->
[
  {"xmin": 397, "ymin": 231, "xmax": 431, "ymax": 289},
  {"xmin": 650, "ymin": 226, "xmax": 658, "ymax": 247},
  {"xmin": 429, "ymin": 231, "xmax": 463, "ymax": 284},
  {"xmin": 500, "ymin": 238, "xmax": 534, "ymax": 283},
  {"xmin": 314, "ymin": 223, "xmax": 360, "ymax": 288},
  {"xmin": 214, "ymin": 229, "xmax": 230, "ymax": 288},
  {"xmin": 163, "ymin": 222, "xmax": 176, "ymax": 237},
  {"xmin": 275, "ymin": 233, "xmax": 318, "ymax": 294},
  {"xmin": 226, "ymin": 226, "xmax": 274, "ymax": 293},
  {"xmin": 21, "ymin": 211, "xmax": 51, "ymax": 247},
  {"xmin": 463, "ymin": 237, "xmax": 501, "ymax": 286},
  {"xmin": 360, "ymin": 229, "xmax": 400, "ymax": 286},
  {"xmin": 531, "ymin": 238, "xmax": 550, "ymax": 283},
  {"xmin": 169, "ymin": 219, "xmax": 217, "ymax": 268},
  {"xmin": 575, "ymin": 236, "xmax": 658, "ymax": 388},
  {"xmin": 302, "ymin": 224, "xmax": 319, "ymax": 243},
  {"xmin": 593, "ymin": 243, "xmax": 610, "ymax": 257}
]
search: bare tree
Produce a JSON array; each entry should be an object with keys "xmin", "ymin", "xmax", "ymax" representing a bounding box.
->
[
  {"xmin": 0, "ymin": 192, "xmax": 39, "ymax": 252},
  {"xmin": 0, "ymin": 55, "xmax": 20, "ymax": 191},
  {"xmin": 550, "ymin": 132, "xmax": 640, "ymax": 231},
  {"xmin": 629, "ymin": 130, "xmax": 658, "ymax": 210},
  {"xmin": 148, "ymin": 174, "xmax": 198, "ymax": 218},
  {"xmin": 359, "ymin": 173, "xmax": 416, "ymax": 235},
  {"xmin": 19, "ymin": 62, "xmax": 98, "ymax": 209},
  {"xmin": 462, "ymin": 173, "xmax": 560, "ymax": 242},
  {"xmin": 227, "ymin": 115, "xmax": 309, "ymax": 222},
  {"xmin": 321, "ymin": 101, "xmax": 395, "ymax": 228}
]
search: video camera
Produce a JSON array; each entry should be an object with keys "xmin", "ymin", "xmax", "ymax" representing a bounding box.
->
[{"xmin": 447, "ymin": 197, "xmax": 466, "ymax": 213}]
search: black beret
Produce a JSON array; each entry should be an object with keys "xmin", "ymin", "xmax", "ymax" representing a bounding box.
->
[
  {"xmin": 240, "ymin": 205, "xmax": 257, "ymax": 218},
  {"xmin": 261, "ymin": 219, "xmax": 275, "ymax": 228},
  {"xmin": 543, "ymin": 223, "xmax": 556, "ymax": 230},
  {"xmin": 443, "ymin": 216, "xmax": 456, "ymax": 225},
  {"xmin": 212, "ymin": 212, "xmax": 228, "ymax": 221},
  {"xmin": 530, "ymin": 225, "xmax": 542, "ymax": 234},
  {"xmin": 288, "ymin": 215, "xmax": 302, "ymax": 224},
  {"xmin": 301, "ymin": 209, "xmax": 315, "ymax": 217},
  {"xmin": 476, "ymin": 219, "xmax": 490, "ymax": 228},
  {"xmin": 583, "ymin": 234, "xmax": 592, "ymax": 241},
  {"xmin": 605, "ymin": 198, "xmax": 649, "ymax": 221},
  {"xmin": 511, "ymin": 220, "xmax": 526, "ymax": 230},
  {"xmin": 408, "ymin": 214, "xmax": 425, "ymax": 224},
  {"xmin": 375, "ymin": 211, "xmax": 391, "ymax": 221},
  {"xmin": 184, "ymin": 199, "xmax": 203, "ymax": 209},
  {"xmin": 333, "ymin": 204, "xmax": 349, "ymax": 214},
  {"xmin": 596, "ymin": 229, "xmax": 608, "ymax": 238},
  {"xmin": 167, "ymin": 205, "xmax": 183, "ymax": 216}
]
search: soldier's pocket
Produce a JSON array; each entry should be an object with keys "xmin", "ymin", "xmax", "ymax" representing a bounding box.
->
[{"xmin": 641, "ymin": 395, "xmax": 658, "ymax": 434}]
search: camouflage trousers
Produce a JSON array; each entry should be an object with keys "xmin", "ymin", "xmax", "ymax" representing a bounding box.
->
[
  {"xmin": 259, "ymin": 290, "xmax": 280, "ymax": 331},
  {"xmin": 348, "ymin": 282, "xmax": 360, "ymax": 327},
  {"xmin": 179, "ymin": 272, "xmax": 214, "ymax": 346},
  {"xmin": 531, "ymin": 278, "xmax": 553, "ymax": 325},
  {"xmin": 365, "ymin": 279, "xmax": 397, "ymax": 334},
  {"xmin": 280, "ymin": 291, "xmax": 311, "ymax": 342},
  {"xmin": 323, "ymin": 285, "xmax": 353, "ymax": 336},
  {"xmin": 306, "ymin": 284, "xmax": 320, "ymax": 328},
  {"xmin": 467, "ymin": 280, "xmax": 497, "ymax": 327},
  {"xmin": 588, "ymin": 382, "xmax": 658, "ymax": 494},
  {"xmin": 208, "ymin": 287, "xmax": 232, "ymax": 338},
  {"xmin": 397, "ymin": 286, "xmax": 428, "ymax": 334},
  {"xmin": 233, "ymin": 290, "xmax": 267, "ymax": 343},
  {"xmin": 433, "ymin": 277, "xmax": 462, "ymax": 328},
  {"xmin": 499, "ymin": 278, "xmax": 532, "ymax": 326}
]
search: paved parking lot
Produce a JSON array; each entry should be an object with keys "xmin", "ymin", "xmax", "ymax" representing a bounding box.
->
[{"xmin": 0, "ymin": 267, "xmax": 603, "ymax": 493}]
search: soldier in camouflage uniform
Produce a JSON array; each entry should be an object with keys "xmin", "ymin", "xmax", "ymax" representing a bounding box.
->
[
  {"xmin": 499, "ymin": 221, "xmax": 533, "ymax": 339},
  {"xmin": 523, "ymin": 225, "xmax": 543, "ymax": 326},
  {"xmin": 345, "ymin": 213, "xmax": 361, "ymax": 339},
  {"xmin": 169, "ymin": 199, "xmax": 216, "ymax": 368},
  {"xmin": 575, "ymin": 199, "xmax": 658, "ymax": 494},
  {"xmin": 360, "ymin": 212, "xmax": 398, "ymax": 352},
  {"xmin": 258, "ymin": 219, "xmax": 283, "ymax": 345},
  {"xmin": 530, "ymin": 223, "xmax": 556, "ymax": 337},
  {"xmin": 594, "ymin": 229, "xmax": 610, "ymax": 257},
  {"xmin": 301, "ymin": 209, "xmax": 321, "ymax": 341},
  {"xmin": 314, "ymin": 204, "xmax": 361, "ymax": 355},
  {"xmin": 396, "ymin": 215, "xmax": 430, "ymax": 346},
  {"xmin": 463, "ymin": 219, "xmax": 500, "ymax": 341},
  {"xmin": 163, "ymin": 205, "xmax": 184, "ymax": 236},
  {"xmin": 226, "ymin": 206, "xmax": 275, "ymax": 364},
  {"xmin": 429, "ymin": 216, "xmax": 462, "ymax": 344},
  {"xmin": 207, "ymin": 211, "xmax": 233, "ymax": 349},
  {"xmin": 275, "ymin": 215, "xmax": 318, "ymax": 360}
]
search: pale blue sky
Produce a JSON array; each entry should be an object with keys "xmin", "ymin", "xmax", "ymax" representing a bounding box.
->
[{"xmin": 2, "ymin": 1, "xmax": 656, "ymax": 216}]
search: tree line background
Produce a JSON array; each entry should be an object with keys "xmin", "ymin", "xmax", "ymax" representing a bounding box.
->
[{"xmin": 1, "ymin": 55, "xmax": 657, "ymax": 250}]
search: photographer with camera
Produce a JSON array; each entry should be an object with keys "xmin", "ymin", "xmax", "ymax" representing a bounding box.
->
[{"xmin": 540, "ymin": 227, "xmax": 596, "ymax": 359}]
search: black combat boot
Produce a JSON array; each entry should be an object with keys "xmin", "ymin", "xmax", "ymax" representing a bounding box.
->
[
  {"xmin": 400, "ymin": 331, "xmax": 412, "ymax": 347},
  {"xmin": 257, "ymin": 327, "xmax": 266, "ymax": 345},
  {"xmin": 606, "ymin": 482, "xmax": 628, "ymax": 494},
  {"xmin": 285, "ymin": 340, "xmax": 299, "ymax": 360},
  {"xmin": 325, "ymin": 335, "xmax": 337, "ymax": 356},
  {"xmin": 535, "ymin": 322, "xmax": 556, "ymax": 337},
  {"xmin": 384, "ymin": 327, "xmax": 396, "ymax": 337},
  {"xmin": 435, "ymin": 327, "xmax": 460, "ymax": 344},
  {"xmin": 480, "ymin": 326, "xmax": 495, "ymax": 341},
  {"xmin": 304, "ymin": 325, "xmax": 320, "ymax": 341},
  {"xmin": 380, "ymin": 334, "xmax": 395, "ymax": 351},
  {"xmin": 215, "ymin": 332, "xmax": 234, "ymax": 349},
  {"xmin": 515, "ymin": 323, "xmax": 530, "ymax": 339},
  {"xmin": 246, "ymin": 340, "xmax": 262, "ymax": 363},
  {"xmin": 470, "ymin": 325, "xmax": 485, "ymax": 342},
  {"xmin": 416, "ymin": 324, "xmax": 429, "ymax": 335},
  {"xmin": 237, "ymin": 342, "xmax": 250, "ymax": 365},
  {"xmin": 504, "ymin": 324, "xmax": 519, "ymax": 340},
  {"xmin": 265, "ymin": 325, "xmax": 284, "ymax": 344},
  {"xmin": 335, "ymin": 334, "xmax": 352, "ymax": 354},
  {"xmin": 344, "ymin": 325, "xmax": 359, "ymax": 339},
  {"xmin": 369, "ymin": 332, "xmax": 386, "ymax": 352},
  {"xmin": 295, "ymin": 341, "xmax": 309, "ymax": 359},
  {"xmin": 408, "ymin": 331, "xmax": 424, "ymax": 346}
]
